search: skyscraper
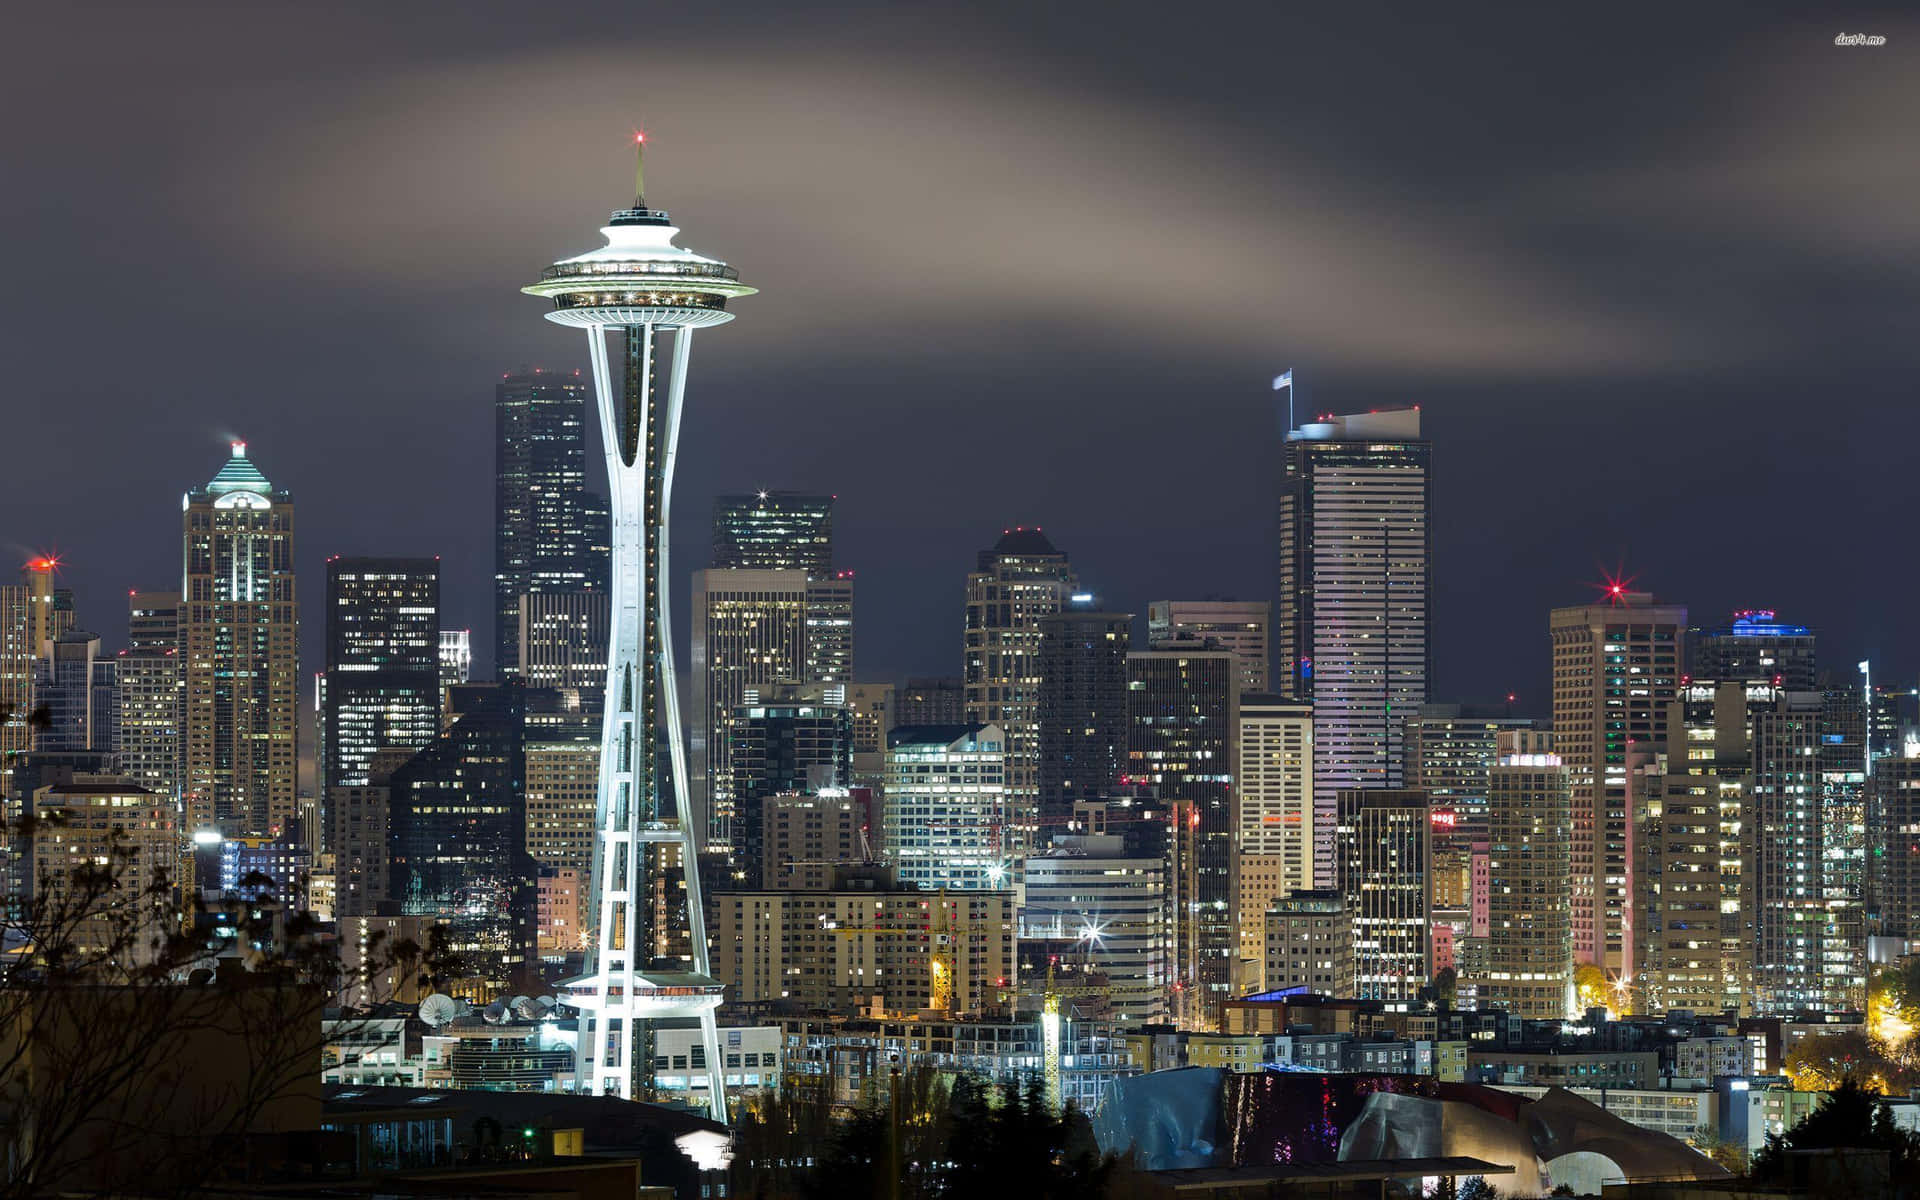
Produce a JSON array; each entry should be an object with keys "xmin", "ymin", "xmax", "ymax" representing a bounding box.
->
[
  {"xmin": 438, "ymin": 629, "xmax": 471, "ymax": 714},
  {"xmin": 1127, "ymin": 645, "xmax": 1238, "ymax": 1028},
  {"xmin": 965, "ymin": 527, "xmax": 1077, "ymax": 865},
  {"xmin": 804, "ymin": 573, "xmax": 856, "ymax": 684},
  {"xmin": 1403, "ymin": 703, "xmax": 1539, "ymax": 954},
  {"xmin": 1233, "ymin": 694, "xmax": 1313, "ymax": 980},
  {"xmin": 524, "ymin": 702, "xmax": 601, "ymax": 904},
  {"xmin": 116, "ymin": 591, "xmax": 183, "ymax": 805},
  {"xmin": 387, "ymin": 682, "xmax": 542, "ymax": 990},
  {"xmin": 1278, "ymin": 410, "xmax": 1431, "ymax": 883},
  {"xmin": 712, "ymin": 491, "xmax": 834, "ymax": 577},
  {"xmin": 32, "ymin": 630, "xmax": 115, "ymax": 753},
  {"xmin": 896, "ymin": 677, "xmax": 966, "ymax": 727},
  {"xmin": 884, "ymin": 723, "xmax": 1009, "ymax": 890},
  {"xmin": 522, "ymin": 147, "xmax": 754, "ymax": 1113},
  {"xmin": 1022, "ymin": 835, "xmax": 1168, "ymax": 1024},
  {"xmin": 1549, "ymin": 590, "xmax": 1684, "ymax": 974},
  {"xmin": 1691, "ymin": 610, "xmax": 1817, "ymax": 690},
  {"xmin": 1335, "ymin": 788, "xmax": 1432, "ymax": 1002},
  {"xmin": 1636, "ymin": 679, "xmax": 1757, "ymax": 1016},
  {"xmin": 1147, "ymin": 600, "xmax": 1271, "ymax": 694},
  {"xmin": 493, "ymin": 368, "xmax": 608, "ymax": 677},
  {"xmin": 728, "ymin": 683, "xmax": 854, "ymax": 887},
  {"xmin": 1869, "ymin": 754, "xmax": 1920, "ymax": 950},
  {"xmin": 1482, "ymin": 733, "xmax": 1573, "ymax": 1019},
  {"xmin": 690, "ymin": 568, "xmax": 809, "ymax": 852},
  {"xmin": 0, "ymin": 558, "xmax": 63, "ymax": 787},
  {"xmin": 1815, "ymin": 680, "xmax": 1868, "ymax": 1010},
  {"xmin": 1402, "ymin": 704, "xmax": 1541, "ymax": 828},
  {"xmin": 319, "ymin": 557, "xmax": 441, "ymax": 809},
  {"xmin": 1263, "ymin": 891, "xmax": 1352, "ymax": 995},
  {"xmin": 1750, "ymin": 692, "xmax": 1842, "ymax": 1013},
  {"xmin": 517, "ymin": 591, "xmax": 611, "ymax": 709},
  {"xmin": 761, "ymin": 791, "xmax": 870, "ymax": 891},
  {"xmin": 841, "ymin": 680, "xmax": 893, "ymax": 791},
  {"xmin": 1036, "ymin": 598, "xmax": 1131, "ymax": 837},
  {"xmin": 181, "ymin": 442, "xmax": 299, "ymax": 839}
]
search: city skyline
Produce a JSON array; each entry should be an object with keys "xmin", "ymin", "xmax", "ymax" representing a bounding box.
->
[
  {"xmin": 3, "ymin": 7, "xmax": 1918, "ymax": 1191},
  {"xmin": 8, "ymin": 3, "xmax": 1918, "ymax": 717}
]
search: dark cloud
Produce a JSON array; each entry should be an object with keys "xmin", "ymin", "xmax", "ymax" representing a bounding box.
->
[{"xmin": 3, "ymin": 1, "xmax": 1917, "ymax": 710}]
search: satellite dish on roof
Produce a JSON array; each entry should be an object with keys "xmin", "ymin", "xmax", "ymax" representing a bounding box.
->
[
  {"xmin": 418, "ymin": 993, "xmax": 465, "ymax": 1027},
  {"xmin": 509, "ymin": 995, "xmax": 542, "ymax": 1021},
  {"xmin": 481, "ymin": 999, "xmax": 509, "ymax": 1024}
]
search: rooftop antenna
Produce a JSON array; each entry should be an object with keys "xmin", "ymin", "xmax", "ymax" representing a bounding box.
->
[
  {"xmin": 1273, "ymin": 369, "xmax": 1295, "ymax": 436},
  {"xmin": 632, "ymin": 129, "xmax": 647, "ymax": 208}
]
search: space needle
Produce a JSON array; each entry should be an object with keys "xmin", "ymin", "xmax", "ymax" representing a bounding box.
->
[{"xmin": 524, "ymin": 134, "xmax": 754, "ymax": 1118}]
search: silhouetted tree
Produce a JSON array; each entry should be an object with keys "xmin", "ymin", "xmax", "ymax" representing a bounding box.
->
[
  {"xmin": 0, "ymin": 772, "xmax": 454, "ymax": 1198},
  {"xmin": 1750, "ymin": 1078, "xmax": 1920, "ymax": 1182}
]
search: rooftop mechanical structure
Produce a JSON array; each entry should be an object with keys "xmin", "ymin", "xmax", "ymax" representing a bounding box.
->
[{"xmin": 524, "ymin": 137, "xmax": 754, "ymax": 1120}]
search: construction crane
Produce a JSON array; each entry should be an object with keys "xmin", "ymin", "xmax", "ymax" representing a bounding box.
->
[
  {"xmin": 1040, "ymin": 929, "xmax": 1109, "ymax": 1113},
  {"xmin": 930, "ymin": 892, "xmax": 955, "ymax": 1015}
]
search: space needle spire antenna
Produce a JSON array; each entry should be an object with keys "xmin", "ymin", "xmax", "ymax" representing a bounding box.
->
[
  {"xmin": 632, "ymin": 128, "xmax": 647, "ymax": 208},
  {"xmin": 524, "ymin": 135, "xmax": 756, "ymax": 1121}
]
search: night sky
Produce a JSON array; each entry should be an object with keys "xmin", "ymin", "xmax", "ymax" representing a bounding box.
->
[{"xmin": 6, "ymin": 1, "xmax": 1917, "ymax": 715}]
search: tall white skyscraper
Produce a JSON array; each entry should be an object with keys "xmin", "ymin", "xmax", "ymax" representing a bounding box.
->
[{"xmin": 1278, "ymin": 409, "xmax": 1431, "ymax": 883}]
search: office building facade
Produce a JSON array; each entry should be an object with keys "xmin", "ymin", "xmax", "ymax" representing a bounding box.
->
[
  {"xmin": 714, "ymin": 887, "xmax": 1015, "ymax": 1015},
  {"xmin": 964, "ymin": 528, "xmax": 1077, "ymax": 864},
  {"xmin": 1148, "ymin": 600, "xmax": 1271, "ymax": 694},
  {"xmin": 762, "ymin": 791, "xmax": 871, "ymax": 892},
  {"xmin": 884, "ymin": 724, "xmax": 1009, "ymax": 891},
  {"xmin": 728, "ymin": 684, "xmax": 855, "ymax": 886},
  {"xmin": 1870, "ymin": 755, "xmax": 1920, "ymax": 947},
  {"xmin": 1336, "ymin": 788, "xmax": 1431, "ymax": 1002},
  {"xmin": 1127, "ymin": 646, "xmax": 1238, "ymax": 1027},
  {"xmin": 1036, "ymin": 599, "xmax": 1131, "ymax": 837},
  {"xmin": 387, "ymin": 683, "xmax": 547, "ymax": 991},
  {"xmin": 711, "ymin": 492, "xmax": 834, "ymax": 577},
  {"xmin": 516, "ymin": 590, "xmax": 610, "ymax": 710},
  {"xmin": 896, "ymin": 677, "xmax": 966, "ymax": 727},
  {"xmin": 690, "ymin": 568, "xmax": 809, "ymax": 851},
  {"xmin": 1236, "ymin": 694, "xmax": 1314, "ymax": 893},
  {"xmin": 1278, "ymin": 410, "xmax": 1431, "ymax": 884},
  {"xmin": 1691, "ymin": 610, "xmax": 1817, "ymax": 691},
  {"xmin": 32, "ymin": 631, "xmax": 115, "ymax": 753},
  {"xmin": 1022, "ymin": 834, "xmax": 1168, "ymax": 1024},
  {"xmin": 1482, "ymin": 737, "xmax": 1573, "ymax": 1019},
  {"xmin": 1263, "ymin": 890, "xmax": 1352, "ymax": 996},
  {"xmin": 116, "ymin": 592, "xmax": 183, "ymax": 805},
  {"xmin": 1549, "ymin": 591, "xmax": 1685, "ymax": 973},
  {"xmin": 493, "ymin": 368, "xmax": 607, "ymax": 677},
  {"xmin": 1636, "ymin": 680, "xmax": 1757, "ymax": 1016},
  {"xmin": 1, "ymin": 560, "xmax": 63, "ymax": 784},
  {"xmin": 320, "ymin": 558, "xmax": 441, "ymax": 807}
]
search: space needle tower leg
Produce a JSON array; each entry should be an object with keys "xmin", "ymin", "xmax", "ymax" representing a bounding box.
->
[{"xmin": 655, "ymin": 327, "xmax": 730, "ymax": 1120}]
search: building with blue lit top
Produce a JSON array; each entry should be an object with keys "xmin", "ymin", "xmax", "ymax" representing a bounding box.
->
[{"xmin": 1691, "ymin": 610, "xmax": 1816, "ymax": 690}]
